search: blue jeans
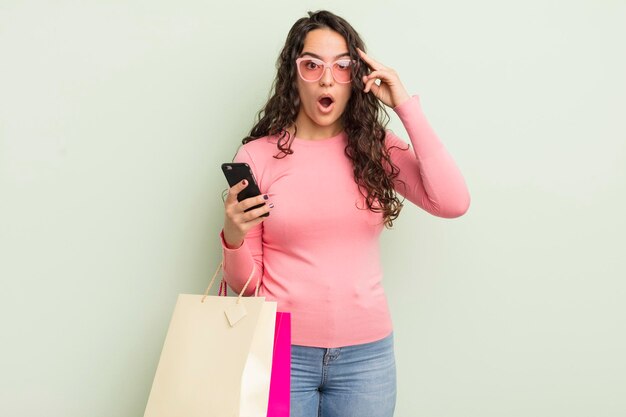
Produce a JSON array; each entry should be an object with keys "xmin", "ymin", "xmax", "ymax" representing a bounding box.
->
[{"xmin": 290, "ymin": 332, "xmax": 397, "ymax": 417}]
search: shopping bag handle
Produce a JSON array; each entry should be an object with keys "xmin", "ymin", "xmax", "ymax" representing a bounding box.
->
[{"xmin": 200, "ymin": 260, "xmax": 259, "ymax": 303}]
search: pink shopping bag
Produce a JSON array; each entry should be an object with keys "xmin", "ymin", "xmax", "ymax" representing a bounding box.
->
[{"xmin": 267, "ymin": 312, "xmax": 290, "ymax": 417}]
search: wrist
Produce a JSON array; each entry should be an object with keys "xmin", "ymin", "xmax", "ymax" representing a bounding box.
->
[
  {"xmin": 392, "ymin": 94, "xmax": 419, "ymax": 112},
  {"xmin": 225, "ymin": 239, "xmax": 243, "ymax": 250},
  {"xmin": 221, "ymin": 229, "xmax": 244, "ymax": 250},
  {"xmin": 392, "ymin": 92, "xmax": 411, "ymax": 109}
]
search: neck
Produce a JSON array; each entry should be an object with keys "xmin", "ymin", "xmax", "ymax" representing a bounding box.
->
[{"xmin": 290, "ymin": 116, "xmax": 343, "ymax": 141}]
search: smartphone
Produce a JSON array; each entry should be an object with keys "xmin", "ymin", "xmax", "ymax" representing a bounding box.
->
[{"xmin": 221, "ymin": 162, "xmax": 269, "ymax": 217}]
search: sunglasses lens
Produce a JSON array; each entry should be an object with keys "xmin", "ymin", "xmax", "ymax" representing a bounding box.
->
[
  {"xmin": 332, "ymin": 60, "xmax": 353, "ymax": 83},
  {"xmin": 298, "ymin": 59, "xmax": 323, "ymax": 81}
]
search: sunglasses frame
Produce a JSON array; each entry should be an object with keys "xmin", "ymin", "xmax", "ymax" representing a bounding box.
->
[{"xmin": 295, "ymin": 57, "xmax": 357, "ymax": 84}]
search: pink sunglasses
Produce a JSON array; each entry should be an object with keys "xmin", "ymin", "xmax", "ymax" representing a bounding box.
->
[{"xmin": 295, "ymin": 57, "xmax": 357, "ymax": 84}]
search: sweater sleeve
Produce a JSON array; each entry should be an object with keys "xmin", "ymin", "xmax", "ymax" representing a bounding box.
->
[
  {"xmin": 219, "ymin": 146, "xmax": 264, "ymax": 296},
  {"xmin": 386, "ymin": 95, "xmax": 470, "ymax": 218}
]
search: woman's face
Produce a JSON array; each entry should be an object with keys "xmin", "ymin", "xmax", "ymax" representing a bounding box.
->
[{"xmin": 293, "ymin": 28, "xmax": 353, "ymax": 140}]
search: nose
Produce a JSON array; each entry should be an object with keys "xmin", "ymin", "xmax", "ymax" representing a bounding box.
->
[{"xmin": 319, "ymin": 66, "xmax": 334, "ymax": 86}]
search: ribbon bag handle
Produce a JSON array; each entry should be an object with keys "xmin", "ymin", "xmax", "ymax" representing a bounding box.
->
[{"xmin": 201, "ymin": 259, "xmax": 260, "ymax": 303}]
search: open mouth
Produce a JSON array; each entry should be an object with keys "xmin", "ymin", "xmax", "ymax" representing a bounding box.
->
[{"xmin": 319, "ymin": 96, "xmax": 334, "ymax": 108}]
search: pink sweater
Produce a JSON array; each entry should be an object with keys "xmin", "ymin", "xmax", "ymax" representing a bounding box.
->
[{"xmin": 219, "ymin": 95, "xmax": 470, "ymax": 348}]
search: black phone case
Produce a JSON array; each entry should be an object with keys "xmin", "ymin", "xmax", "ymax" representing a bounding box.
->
[{"xmin": 221, "ymin": 163, "xmax": 268, "ymax": 217}]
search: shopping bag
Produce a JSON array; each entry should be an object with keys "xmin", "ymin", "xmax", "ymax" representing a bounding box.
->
[
  {"xmin": 267, "ymin": 312, "xmax": 290, "ymax": 417},
  {"xmin": 144, "ymin": 261, "xmax": 277, "ymax": 417}
]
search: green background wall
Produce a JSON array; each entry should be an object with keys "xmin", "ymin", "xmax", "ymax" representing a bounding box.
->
[{"xmin": 1, "ymin": 1, "xmax": 624, "ymax": 416}]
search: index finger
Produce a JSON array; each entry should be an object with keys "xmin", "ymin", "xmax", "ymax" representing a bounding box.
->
[
  {"xmin": 226, "ymin": 179, "xmax": 248, "ymax": 204},
  {"xmin": 356, "ymin": 47, "xmax": 383, "ymax": 71}
]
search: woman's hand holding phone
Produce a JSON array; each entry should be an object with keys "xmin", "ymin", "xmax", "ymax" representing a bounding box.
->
[{"xmin": 222, "ymin": 179, "xmax": 273, "ymax": 249}]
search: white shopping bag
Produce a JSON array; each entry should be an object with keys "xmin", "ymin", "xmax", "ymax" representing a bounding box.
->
[{"xmin": 144, "ymin": 263, "xmax": 277, "ymax": 417}]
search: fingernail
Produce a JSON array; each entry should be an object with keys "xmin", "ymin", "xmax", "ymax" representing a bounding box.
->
[
  {"xmin": 263, "ymin": 194, "xmax": 268, "ymax": 200},
  {"xmin": 269, "ymin": 203, "xmax": 274, "ymax": 208},
  {"xmin": 242, "ymin": 180, "xmax": 247, "ymax": 186}
]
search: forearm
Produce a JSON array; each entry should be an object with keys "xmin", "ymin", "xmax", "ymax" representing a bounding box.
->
[
  {"xmin": 393, "ymin": 95, "xmax": 445, "ymax": 159},
  {"xmin": 391, "ymin": 95, "xmax": 470, "ymax": 217},
  {"xmin": 219, "ymin": 229, "xmax": 263, "ymax": 295}
]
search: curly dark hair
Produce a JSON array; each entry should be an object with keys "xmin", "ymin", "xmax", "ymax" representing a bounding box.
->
[{"xmin": 242, "ymin": 10, "xmax": 406, "ymax": 228}]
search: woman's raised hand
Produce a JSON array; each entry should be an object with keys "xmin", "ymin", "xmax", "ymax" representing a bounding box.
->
[
  {"xmin": 222, "ymin": 180, "xmax": 273, "ymax": 249},
  {"xmin": 357, "ymin": 47, "xmax": 411, "ymax": 108}
]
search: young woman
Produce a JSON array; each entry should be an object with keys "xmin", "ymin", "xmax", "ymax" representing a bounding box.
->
[{"xmin": 219, "ymin": 10, "xmax": 470, "ymax": 417}]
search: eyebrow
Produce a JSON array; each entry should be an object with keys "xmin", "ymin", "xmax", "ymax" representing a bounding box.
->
[{"xmin": 300, "ymin": 51, "xmax": 351, "ymax": 60}]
